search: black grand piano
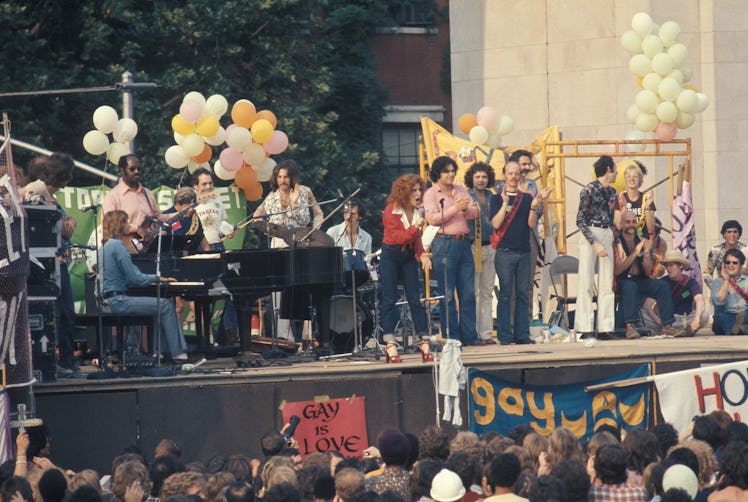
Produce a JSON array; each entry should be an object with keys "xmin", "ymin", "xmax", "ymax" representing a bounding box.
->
[{"xmin": 131, "ymin": 246, "xmax": 344, "ymax": 353}]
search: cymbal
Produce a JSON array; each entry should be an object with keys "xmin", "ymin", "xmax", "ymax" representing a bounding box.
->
[
  {"xmin": 251, "ymin": 220, "xmax": 286, "ymax": 239},
  {"xmin": 283, "ymin": 227, "xmax": 334, "ymax": 247}
]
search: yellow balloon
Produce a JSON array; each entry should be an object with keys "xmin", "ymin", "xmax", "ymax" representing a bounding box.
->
[
  {"xmin": 171, "ymin": 114, "xmax": 194, "ymax": 136},
  {"xmin": 196, "ymin": 114, "xmax": 220, "ymax": 137},
  {"xmin": 251, "ymin": 119, "xmax": 274, "ymax": 144}
]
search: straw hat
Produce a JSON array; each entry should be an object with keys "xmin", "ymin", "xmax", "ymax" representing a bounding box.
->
[{"xmin": 660, "ymin": 250, "xmax": 691, "ymax": 269}]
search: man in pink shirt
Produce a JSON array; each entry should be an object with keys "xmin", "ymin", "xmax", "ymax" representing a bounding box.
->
[
  {"xmin": 102, "ymin": 154, "xmax": 164, "ymax": 253},
  {"xmin": 424, "ymin": 155, "xmax": 480, "ymax": 345}
]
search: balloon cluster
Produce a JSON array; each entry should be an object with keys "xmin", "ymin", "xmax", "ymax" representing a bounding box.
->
[
  {"xmin": 622, "ymin": 13, "xmax": 709, "ymax": 143},
  {"xmin": 165, "ymin": 92, "xmax": 289, "ymax": 201},
  {"xmin": 82, "ymin": 106, "xmax": 138, "ymax": 163},
  {"xmin": 457, "ymin": 106, "xmax": 514, "ymax": 148}
]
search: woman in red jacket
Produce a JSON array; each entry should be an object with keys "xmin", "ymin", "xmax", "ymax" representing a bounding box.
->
[{"xmin": 380, "ymin": 174, "xmax": 432, "ymax": 362}]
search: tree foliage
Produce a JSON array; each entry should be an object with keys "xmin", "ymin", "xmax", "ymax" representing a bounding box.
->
[{"xmin": 0, "ymin": 0, "xmax": 398, "ymax": 242}]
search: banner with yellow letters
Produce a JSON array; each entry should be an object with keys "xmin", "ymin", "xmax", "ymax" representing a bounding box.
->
[{"xmin": 468, "ymin": 365, "xmax": 650, "ymax": 441}]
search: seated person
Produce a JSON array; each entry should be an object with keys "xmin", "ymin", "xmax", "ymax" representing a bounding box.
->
[
  {"xmin": 642, "ymin": 251, "xmax": 706, "ymax": 336},
  {"xmin": 101, "ymin": 210, "xmax": 188, "ymax": 361},
  {"xmin": 704, "ymin": 220, "xmax": 746, "ymax": 289},
  {"xmin": 711, "ymin": 248, "xmax": 748, "ymax": 335},
  {"xmin": 615, "ymin": 211, "xmax": 684, "ymax": 339}
]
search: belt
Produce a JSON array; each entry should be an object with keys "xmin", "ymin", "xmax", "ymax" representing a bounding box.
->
[
  {"xmin": 437, "ymin": 233, "xmax": 470, "ymax": 240},
  {"xmin": 103, "ymin": 290, "xmax": 127, "ymax": 299},
  {"xmin": 590, "ymin": 223, "xmax": 610, "ymax": 229}
]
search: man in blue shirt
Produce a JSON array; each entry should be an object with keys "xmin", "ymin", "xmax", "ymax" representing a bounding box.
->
[
  {"xmin": 101, "ymin": 210, "xmax": 188, "ymax": 360},
  {"xmin": 489, "ymin": 161, "xmax": 551, "ymax": 345}
]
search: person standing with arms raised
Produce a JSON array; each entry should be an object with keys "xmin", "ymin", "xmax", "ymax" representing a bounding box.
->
[{"xmin": 423, "ymin": 156, "xmax": 480, "ymax": 346}]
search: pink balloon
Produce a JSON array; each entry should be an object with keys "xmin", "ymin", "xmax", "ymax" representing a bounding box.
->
[
  {"xmin": 180, "ymin": 99, "xmax": 203, "ymax": 124},
  {"xmin": 219, "ymin": 147, "xmax": 243, "ymax": 172},
  {"xmin": 476, "ymin": 106, "xmax": 498, "ymax": 129},
  {"xmin": 655, "ymin": 121, "xmax": 677, "ymax": 141},
  {"xmin": 263, "ymin": 130, "xmax": 289, "ymax": 155}
]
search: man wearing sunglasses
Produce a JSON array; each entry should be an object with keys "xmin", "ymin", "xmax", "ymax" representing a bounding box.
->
[
  {"xmin": 103, "ymin": 154, "xmax": 166, "ymax": 252},
  {"xmin": 704, "ymin": 220, "xmax": 747, "ymax": 289},
  {"xmin": 711, "ymin": 248, "xmax": 748, "ymax": 335}
]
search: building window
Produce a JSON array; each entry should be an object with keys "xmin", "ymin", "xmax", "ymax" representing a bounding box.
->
[
  {"xmin": 383, "ymin": 124, "xmax": 421, "ymax": 172},
  {"xmin": 390, "ymin": 0, "xmax": 435, "ymax": 27}
]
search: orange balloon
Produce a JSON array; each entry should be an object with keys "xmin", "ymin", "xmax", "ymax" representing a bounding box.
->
[
  {"xmin": 458, "ymin": 113, "xmax": 477, "ymax": 135},
  {"xmin": 231, "ymin": 100, "xmax": 257, "ymax": 128},
  {"xmin": 234, "ymin": 164, "xmax": 258, "ymax": 190},
  {"xmin": 244, "ymin": 182, "xmax": 264, "ymax": 201},
  {"xmin": 191, "ymin": 143, "xmax": 212, "ymax": 163},
  {"xmin": 256, "ymin": 109, "xmax": 277, "ymax": 129}
]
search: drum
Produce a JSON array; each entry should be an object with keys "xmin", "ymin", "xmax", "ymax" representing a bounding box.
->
[
  {"xmin": 329, "ymin": 295, "xmax": 373, "ymax": 353},
  {"xmin": 343, "ymin": 249, "xmax": 370, "ymax": 288}
]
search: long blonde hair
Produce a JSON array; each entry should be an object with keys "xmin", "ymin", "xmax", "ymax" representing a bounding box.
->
[{"xmin": 102, "ymin": 210, "xmax": 129, "ymax": 244}]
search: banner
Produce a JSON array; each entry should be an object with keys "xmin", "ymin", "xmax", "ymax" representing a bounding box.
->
[
  {"xmin": 281, "ymin": 396, "xmax": 368, "ymax": 458},
  {"xmin": 468, "ymin": 365, "xmax": 650, "ymax": 441},
  {"xmin": 672, "ymin": 180, "xmax": 702, "ymax": 287},
  {"xmin": 653, "ymin": 360, "xmax": 748, "ymax": 433}
]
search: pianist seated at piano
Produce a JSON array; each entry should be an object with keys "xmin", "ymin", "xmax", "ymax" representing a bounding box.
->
[{"xmin": 100, "ymin": 210, "xmax": 189, "ymax": 361}]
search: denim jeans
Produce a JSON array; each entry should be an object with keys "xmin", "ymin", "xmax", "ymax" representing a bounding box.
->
[
  {"xmin": 618, "ymin": 276, "xmax": 675, "ymax": 325},
  {"xmin": 713, "ymin": 309, "xmax": 747, "ymax": 335},
  {"xmin": 431, "ymin": 236, "xmax": 478, "ymax": 344},
  {"xmin": 494, "ymin": 248, "xmax": 530, "ymax": 343},
  {"xmin": 56, "ymin": 263, "xmax": 76, "ymax": 367},
  {"xmin": 107, "ymin": 295, "xmax": 187, "ymax": 356},
  {"xmin": 380, "ymin": 245, "xmax": 428, "ymax": 339}
]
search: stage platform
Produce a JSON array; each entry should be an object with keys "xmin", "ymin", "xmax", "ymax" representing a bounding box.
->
[{"xmin": 30, "ymin": 333, "xmax": 748, "ymax": 474}]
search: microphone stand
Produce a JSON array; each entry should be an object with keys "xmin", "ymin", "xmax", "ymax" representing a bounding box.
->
[
  {"xmin": 439, "ymin": 198, "xmax": 451, "ymax": 339},
  {"xmin": 344, "ymin": 202, "xmax": 363, "ymax": 354},
  {"xmin": 144, "ymin": 222, "xmax": 172, "ymax": 376}
]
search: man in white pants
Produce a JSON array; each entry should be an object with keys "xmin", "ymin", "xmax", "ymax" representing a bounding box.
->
[
  {"xmin": 576, "ymin": 156, "xmax": 619, "ymax": 340},
  {"xmin": 465, "ymin": 162, "xmax": 497, "ymax": 343}
]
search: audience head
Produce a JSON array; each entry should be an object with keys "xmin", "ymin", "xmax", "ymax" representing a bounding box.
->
[
  {"xmin": 66, "ymin": 486, "xmax": 101, "ymax": 502},
  {"xmin": 263, "ymin": 482, "xmax": 300, "ymax": 502},
  {"xmin": 622, "ymin": 428, "xmax": 662, "ymax": 474},
  {"xmin": 506, "ymin": 424, "xmax": 533, "ymax": 446},
  {"xmin": 716, "ymin": 441, "xmax": 748, "ymax": 490},
  {"xmin": 260, "ymin": 432, "xmax": 286, "ymax": 458},
  {"xmin": 159, "ymin": 472, "xmax": 207, "ymax": 501},
  {"xmin": 448, "ymin": 431, "xmax": 479, "ymax": 458},
  {"xmin": 678, "ymin": 438, "xmax": 718, "ymax": 487},
  {"xmin": 594, "ymin": 444, "xmax": 629, "ymax": 485},
  {"xmin": 660, "ymin": 488, "xmax": 694, "ymax": 502},
  {"xmin": 666, "ymin": 447, "xmax": 700, "ymax": 481},
  {"xmin": 39, "ymin": 469, "xmax": 67, "ymax": 502},
  {"xmin": 652, "ymin": 423, "xmax": 680, "ymax": 456},
  {"xmin": 205, "ymin": 472, "xmax": 236, "ymax": 502},
  {"xmin": 333, "ymin": 468, "xmax": 365, "ymax": 502},
  {"xmin": 224, "ymin": 455, "xmax": 253, "ymax": 484},
  {"xmin": 692, "ymin": 415, "xmax": 726, "ymax": 452},
  {"xmin": 68, "ymin": 470, "xmax": 100, "ymax": 493},
  {"xmin": 726, "ymin": 421, "xmax": 748, "ymax": 444},
  {"xmin": 3, "ymin": 476, "xmax": 34, "ymax": 502},
  {"xmin": 224, "ymin": 481, "xmax": 254, "ymax": 502},
  {"xmin": 549, "ymin": 459, "xmax": 590, "ymax": 502},
  {"xmin": 155, "ymin": 439, "xmax": 181, "ymax": 459},
  {"xmin": 26, "ymin": 425, "xmax": 50, "ymax": 459},
  {"xmin": 419, "ymin": 425, "xmax": 451, "ymax": 461},
  {"xmin": 113, "ymin": 461, "xmax": 151, "ymax": 502},
  {"xmin": 429, "ymin": 469, "xmax": 465, "ymax": 502},
  {"xmin": 594, "ymin": 423, "xmax": 621, "ymax": 442},
  {"xmin": 410, "ymin": 459, "xmax": 443, "ymax": 501},
  {"xmin": 522, "ymin": 433, "xmax": 549, "ymax": 473},
  {"xmin": 528, "ymin": 475, "xmax": 564, "ymax": 502},
  {"xmin": 296, "ymin": 465, "xmax": 325, "ymax": 500},
  {"xmin": 149, "ymin": 454, "xmax": 184, "ymax": 497},
  {"xmin": 313, "ymin": 474, "xmax": 335, "ymax": 502},
  {"xmin": 377, "ymin": 430, "xmax": 410, "ymax": 468},
  {"xmin": 445, "ymin": 452, "xmax": 477, "ymax": 490},
  {"xmin": 547, "ymin": 426, "xmax": 584, "ymax": 465},
  {"xmin": 404, "ymin": 432, "xmax": 419, "ymax": 470},
  {"xmin": 484, "ymin": 453, "xmax": 521, "ymax": 493}
]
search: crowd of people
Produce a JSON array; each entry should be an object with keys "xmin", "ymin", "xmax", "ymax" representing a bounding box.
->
[{"xmin": 4, "ymin": 411, "xmax": 748, "ymax": 502}]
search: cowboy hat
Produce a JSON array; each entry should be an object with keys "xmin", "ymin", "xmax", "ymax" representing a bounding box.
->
[{"xmin": 660, "ymin": 250, "xmax": 691, "ymax": 269}]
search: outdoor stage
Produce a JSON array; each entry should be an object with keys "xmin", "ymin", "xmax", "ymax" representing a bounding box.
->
[{"xmin": 31, "ymin": 333, "xmax": 748, "ymax": 474}]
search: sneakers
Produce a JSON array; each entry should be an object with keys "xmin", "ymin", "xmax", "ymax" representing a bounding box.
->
[
  {"xmin": 661, "ymin": 324, "xmax": 686, "ymax": 338},
  {"xmin": 626, "ymin": 323, "xmax": 641, "ymax": 340}
]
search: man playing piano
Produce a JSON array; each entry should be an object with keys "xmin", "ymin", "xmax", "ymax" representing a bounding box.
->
[{"xmin": 100, "ymin": 210, "xmax": 188, "ymax": 361}]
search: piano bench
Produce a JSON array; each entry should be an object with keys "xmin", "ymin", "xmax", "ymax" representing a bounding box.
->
[{"xmin": 74, "ymin": 313, "xmax": 155, "ymax": 356}]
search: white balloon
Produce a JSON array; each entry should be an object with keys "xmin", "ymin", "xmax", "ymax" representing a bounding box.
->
[
  {"xmin": 183, "ymin": 91, "xmax": 206, "ymax": 106},
  {"xmin": 659, "ymin": 21, "xmax": 681, "ymax": 47},
  {"xmin": 496, "ymin": 115, "xmax": 514, "ymax": 136},
  {"xmin": 205, "ymin": 126, "xmax": 226, "ymax": 147},
  {"xmin": 642, "ymin": 73, "xmax": 662, "ymax": 93},
  {"xmin": 635, "ymin": 113, "xmax": 658, "ymax": 132},
  {"xmin": 256, "ymin": 157, "xmax": 276, "ymax": 182},
  {"xmin": 676, "ymin": 90, "xmax": 698, "ymax": 113},
  {"xmin": 641, "ymin": 35, "xmax": 664, "ymax": 58},
  {"xmin": 621, "ymin": 30, "xmax": 643, "ymax": 54},
  {"xmin": 205, "ymin": 94, "xmax": 229, "ymax": 118},
  {"xmin": 651, "ymin": 53, "xmax": 674, "ymax": 76},
  {"xmin": 187, "ymin": 161, "xmax": 210, "ymax": 174},
  {"xmin": 666, "ymin": 69, "xmax": 683, "ymax": 84},
  {"xmin": 624, "ymin": 130, "xmax": 647, "ymax": 152},
  {"xmin": 626, "ymin": 104, "xmax": 641, "ymax": 124},
  {"xmin": 486, "ymin": 129, "xmax": 501, "ymax": 148},
  {"xmin": 635, "ymin": 90, "xmax": 659, "ymax": 113},
  {"xmin": 226, "ymin": 127, "xmax": 253, "ymax": 152},
  {"xmin": 182, "ymin": 133, "xmax": 205, "ymax": 157},
  {"xmin": 242, "ymin": 143, "xmax": 266, "ymax": 166},
  {"xmin": 165, "ymin": 145, "xmax": 190, "ymax": 169},
  {"xmin": 174, "ymin": 132, "xmax": 185, "ymax": 145},
  {"xmin": 469, "ymin": 125, "xmax": 489, "ymax": 145},
  {"xmin": 668, "ymin": 43, "xmax": 689, "ymax": 68},
  {"xmin": 112, "ymin": 118, "xmax": 138, "ymax": 142},
  {"xmin": 83, "ymin": 130, "xmax": 109, "ymax": 155},
  {"xmin": 214, "ymin": 160, "xmax": 236, "ymax": 181},
  {"xmin": 656, "ymin": 101, "xmax": 679, "ymax": 123},
  {"xmin": 658, "ymin": 77, "xmax": 681, "ymax": 102},
  {"xmin": 628, "ymin": 54, "xmax": 651, "ymax": 76},
  {"xmin": 675, "ymin": 110, "xmax": 695, "ymax": 129},
  {"xmin": 93, "ymin": 105, "xmax": 119, "ymax": 134},
  {"xmin": 695, "ymin": 93, "xmax": 709, "ymax": 113},
  {"xmin": 107, "ymin": 141, "xmax": 131, "ymax": 164},
  {"xmin": 631, "ymin": 12, "xmax": 653, "ymax": 37},
  {"xmin": 680, "ymin": 65, "xmax": 693, "ymax": 82}
]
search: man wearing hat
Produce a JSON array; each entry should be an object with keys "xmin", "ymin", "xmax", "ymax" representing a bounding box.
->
[
  {"xmin": 660, "ymin": 250, "xmax": 705, "ymax": 335},
  {"xmin": 430, "ymin": 468, "xmax": 466, "ymax": 502},
  {"xmin": 704, "ymin": 220, "xmax": 746, "ymax": 288}
]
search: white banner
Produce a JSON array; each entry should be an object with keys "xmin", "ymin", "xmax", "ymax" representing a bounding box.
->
[{"xmin": 653, "ymin": 360, "xmax": 748, "ymax": 433}]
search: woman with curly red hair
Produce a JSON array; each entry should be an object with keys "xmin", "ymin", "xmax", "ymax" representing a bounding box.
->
[{"xmin": 380, "ymin": 174, "xmax": 432, "ymax": 362}]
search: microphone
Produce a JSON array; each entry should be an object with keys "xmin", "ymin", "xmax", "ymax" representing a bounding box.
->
[
  {"xmin": 439, "ymin": 198, "xmax": 445, "ymax": 208},
  {"xmin": 80, "ymin": 204, "xmax": 98, "ymax": 212},
  {"xmin": 283, "ymin": 415, "xmax": 301, "ymax": 445}
]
